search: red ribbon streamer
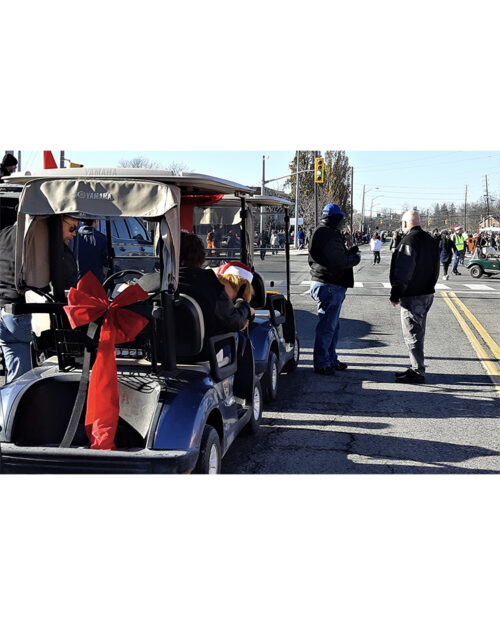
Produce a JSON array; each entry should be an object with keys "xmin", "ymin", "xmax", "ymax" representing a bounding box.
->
[{"xmin": 64, "ymin": 272, "xmax": 149, "ymax": 450}]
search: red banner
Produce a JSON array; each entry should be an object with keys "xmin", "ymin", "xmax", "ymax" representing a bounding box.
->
[
  {"xmin": 64, "ymin": 272, "xmax": 149, "ymax": 450},
  {"xmin": 43, "ymin": 151, "xmax": 58, "ymax": 169}
]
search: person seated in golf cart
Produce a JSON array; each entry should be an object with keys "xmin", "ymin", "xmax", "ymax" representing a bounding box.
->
[
  {"xmin": 216, "ymin": 261, "xmax": 255, "ymax": 303},
  {"xmin": 134, "ymin": 232, "xmax": 254, "ymax": 358},
  {"xmin": 178, "ymin": 233, "xmax": 254, "ymax": 352}
]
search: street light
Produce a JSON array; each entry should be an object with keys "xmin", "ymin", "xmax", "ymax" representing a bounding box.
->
[{"xmin": 370, "ymin": 196, "xmax": 384, "ymax": 219}]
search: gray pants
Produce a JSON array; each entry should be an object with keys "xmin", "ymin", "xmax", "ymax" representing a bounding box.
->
[{"xmin": 400, "ymin": 294, "xmax": 434, "ymax": 374}]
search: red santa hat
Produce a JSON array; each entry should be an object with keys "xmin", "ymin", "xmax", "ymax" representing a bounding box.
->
[{"xmin": 216, "ymin": 261, "xmax": 253, "ymax": 283}]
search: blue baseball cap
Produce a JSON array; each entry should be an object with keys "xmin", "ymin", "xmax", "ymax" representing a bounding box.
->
[{"xmin": 322, "ymin": 203, "xmax": 345, "ymax": 218}]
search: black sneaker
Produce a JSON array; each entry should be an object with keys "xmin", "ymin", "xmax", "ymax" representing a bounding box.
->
[
  {"xmin": 314, "ymin": 366, "xmax": 336, "ymax": 376},
  {"xmin": 395, "ymin": 369, "xmax": 425, "ymax": 384},
  {"xmin": 395, "ymin": 368, "xmax": 413, "ymax": 378},
  {"xmin": 332, "ymin": 362, "xmax": 348, "ymax": 371},
  {"xmin": 453, "ymin": 271, "xmax": 461, "ymax": 275}
]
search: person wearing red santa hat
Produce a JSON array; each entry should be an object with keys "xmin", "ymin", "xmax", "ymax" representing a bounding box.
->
[{"xmin": 216, "ymin": 261, "xmax": 255, "ymax": 303}]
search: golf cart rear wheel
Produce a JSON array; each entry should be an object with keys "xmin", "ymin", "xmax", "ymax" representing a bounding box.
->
[
  {"xmin": 262, "ymin": 351, "xmax": 279, "ymax": 402},
  {"xmin": 194, "ymin": 425, "xmax": 221, "ymax": 474},
  {"xmin": 243, "ymin": 378, "xmax": 263, "ymax": 435},
  {"xmin": 284, "ymin": 334, "xmax": 300, "ymax": 373},
  {"xmin": 470, "ymin": 265, "xmax": 484, "ymax": 279}
]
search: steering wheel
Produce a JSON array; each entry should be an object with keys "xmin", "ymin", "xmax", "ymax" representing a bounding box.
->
[{"xmin": 102, "ymin": 269, "xmax": 145, "ymax": 292}]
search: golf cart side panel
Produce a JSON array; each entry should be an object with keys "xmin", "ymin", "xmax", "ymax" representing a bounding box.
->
[
  {"xmin": 152, "ymin": 376, "xmax": 222, "ymax": 451},
  {"xmin": 248, "ymin": 321, "xmax": 277, "ymax": 375}
]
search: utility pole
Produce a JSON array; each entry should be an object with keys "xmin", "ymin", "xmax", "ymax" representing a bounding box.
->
[
  {"xmin": 361, "ymin": 184, "xmax": 366, "ymax": 233},
  {"xmin": 60, "ymin": 150, "xmax": 65, "ymax": 168},
  {"xmin": 294, "ymin": 151, "xmax": 300, "ymax": 249},
  {"xmin": 464, "ymin": 185, "xmax": 468, "ymax": 232},
  {"xmin": 260, "ymin": 155, "xmax": 267, "ymax": 234},
  {"xmin": 485, "ymin": 175, "xmax": 490, "ymax": 213}
]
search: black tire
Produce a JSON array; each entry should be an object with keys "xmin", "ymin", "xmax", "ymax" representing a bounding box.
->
[
  {"xmin": 194, "ymin": 425, "xmax": 221, "ymax": 474},
  {"xmin": 469, "ymin": 265, "xmax": 484, "ymax": 279},
  {"xmin": 243, "ymin": 378, "xmax": 263, "ymax": 435},
  {"xmin": 262, "ymin": 351, "xmax": 279, "ymax": 402},
  {"xmin": 284, "ymin": 334, "xmax": 300, "ymax": 373}
]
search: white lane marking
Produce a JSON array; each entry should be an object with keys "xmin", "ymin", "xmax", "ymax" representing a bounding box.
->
[
  {"xmin": 301, "ymin": 280, "xmax": 311, "ymax": 285},
  {"xmin": 354, "ymin": 282, "xmax": 364, "ymax": 287},
  {"xmin": 463, "ymin": 284, "xmax": 494, "ymax": 291},
  {"xmin": 382, "ymin": 282, "xmax": 391, "ymax": 288},
  {"xmin": 435, "ymin": 283, "xmax": 451, "ymax": 290}
]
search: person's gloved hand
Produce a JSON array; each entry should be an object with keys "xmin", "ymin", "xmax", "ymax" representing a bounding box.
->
[{"xmin": 351, "ymin": 253, "xmax": 361, "ymax": 267}]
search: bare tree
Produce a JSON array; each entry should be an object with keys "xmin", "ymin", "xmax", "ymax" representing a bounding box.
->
[
  {"xmin": 118, "ymin": 156, "xmax": 162, "ymax": 169},
  {"xmin": 117, "ymin": 156, "xmax": 193, "ymax": 174}
]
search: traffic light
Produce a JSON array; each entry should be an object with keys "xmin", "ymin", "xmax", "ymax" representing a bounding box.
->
[{"xmin": 314, "ymin": 157, "xmax": 324, "ymax": 184}]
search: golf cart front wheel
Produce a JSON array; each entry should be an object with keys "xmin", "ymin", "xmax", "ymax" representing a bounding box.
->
[
  {"xmin": 194, "ymin": 425, "xmax": 221, "ymax": 474},
  {"xmin": 243, "ymin": 379, "xmax": 263, "ymax": 435},
  {"xmin": 262, "ymin": 351, "xmax": 279, "ymax": 402},
  {"xmin": 470, "ymin": 265, "xmax": 484, "ymax": 279}
]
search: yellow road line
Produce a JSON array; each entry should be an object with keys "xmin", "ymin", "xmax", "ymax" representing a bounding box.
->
[
  {"xmin": 441, "ymin": 292, "xmax": 500, "ymax": 393},
  {"xmin": 448, "ymin": 292, "xmax": 500, "ymax": 360}
]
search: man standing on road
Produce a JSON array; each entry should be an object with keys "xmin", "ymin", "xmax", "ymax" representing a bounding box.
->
[
  {"xmin": 309, "ymin": 203, "xmax": 361, "ymax": 375},
  {"xmin": 451, "ymin": 225, "xmax": 465, "ymax": 275},
  {"xmin": 390, "ymin": 209, "xmax": 440, "ymax": 384}
]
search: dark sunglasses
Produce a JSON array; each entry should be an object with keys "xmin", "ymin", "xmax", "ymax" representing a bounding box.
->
[{"xmin": 63, "ymin": 221, "xmax": 78, "ymax": 233}]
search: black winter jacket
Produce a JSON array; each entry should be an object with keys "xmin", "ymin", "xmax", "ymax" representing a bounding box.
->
[
  {"xmin": 178, "ymin": 267, "xmax": 251, "ymax": 338},
  {"xmin": 389, "ymin": 226, "xmax": 440, "ymax": 302},
  {"xmin": 0, "ymin": 224, "xmax": 22, "ymax": 306},
  {"xmin": 308, "ymin": 218, "xmax": 360, "ymax": 288}
]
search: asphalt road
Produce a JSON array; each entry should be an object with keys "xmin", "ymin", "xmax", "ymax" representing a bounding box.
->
[{"xmin": 222, "ymin": 243, "xmax": 500, "ymax": 473}]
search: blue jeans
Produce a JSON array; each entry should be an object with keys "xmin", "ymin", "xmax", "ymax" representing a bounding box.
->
[
  {"xmin": 310, "ymin": 282, "xmax": 346, "ymax": 369},
  {"xmin": 452, "ymin": 250, "xmax": 464, "ymax": 272},
  {"xmin": 0, "ymin": 310, "xmax": 33, "ymax": 383}
]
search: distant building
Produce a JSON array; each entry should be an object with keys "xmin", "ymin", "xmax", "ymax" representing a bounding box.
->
[{"xmin": 479, "ymin": 215, "xmax": 500, "ymax": 229}]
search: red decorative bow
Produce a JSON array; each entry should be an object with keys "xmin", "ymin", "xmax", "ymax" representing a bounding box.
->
[{"xmin": 64, "ymin": 272, "xmax": 150, "ymax": 450}]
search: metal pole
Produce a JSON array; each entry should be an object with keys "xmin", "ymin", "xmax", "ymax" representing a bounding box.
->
[
  {"xmin": 294, "ymin": 151, "xmax": 300, "ymax": 249},
  {"xmin": 284, "ymin": 206, "xmax": 291, "ymax": 302},
  {"xmin": 361, "ymin": 184, "xmax": 366, "ymax": 233},
  {"xmin": 314, "ymin": 151, "xmax": 319, "ymax": 228},
  {"xmin": 17, "ymin": 151, "xmax": 21, "ymax": 171},
  {"xmin": 60, "ymin": 150, "xmax": 65, "ymax": 168},
  {"xmin": 464, "ymin": 184, "xmax": 468, "ymax": 232},
  {"xmin": 350, "ymin": 166, "xmax": 354, "ymax": 233},
  {"xmin": 260, "ymin": 155, "xmax": 266, "ymax": 234}
]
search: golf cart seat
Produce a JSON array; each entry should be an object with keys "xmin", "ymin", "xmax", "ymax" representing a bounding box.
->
[
  {"xmin": 250, "ymin": 271, "xmax": 266, "ymax": 309},
  {"xmin": 174, "ymin": 293, "xmax": 205, "ymax": 360}
]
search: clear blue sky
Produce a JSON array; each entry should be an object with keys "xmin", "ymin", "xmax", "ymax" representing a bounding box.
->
[{"xmin": 9, "ymin": 150, "xmax": 500, "ymax": 216}]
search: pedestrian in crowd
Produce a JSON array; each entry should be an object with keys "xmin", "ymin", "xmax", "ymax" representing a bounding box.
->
[
  {"xmin": 390, "ymin": 209, "xmax": 440, "ymax": 384},
  {"xmin": 226, "ymin": 229, "xmax": 240, "ymax": 258},
  {"xmin": 206, "ymin": 227, "xmax": 216, "ymax": 255},
  {"xmin": 270, "ymin": 230, "xmax": 279, "ymax": 255},
  {"xmin": 0, "ymin": 215, "xmax": 80, "ymax": 384},
  {"xmin": 259, "ymin": 230, "xmax": 269, "ymax": 260},
  {"xmin": 74, "ymin": 219, "xmax": 108, "ymax": 283},
  {"xmin": 296, "ymin": 227, "xmax": 305, "ymax": 250},
  {"xmin": 451, "ymin": 225, "xmax": 465, "ymax": 274},
  {"xmin": 439, "ymin": 230, "xmax": 453, "ymax": 281},
  {"xmin": 370, "ymin": 233, "xmax": 382, "ymax": 264},
  {"xmin": 389, "ymin": 230, "xmax": 402, "ymax": 252},
  {"xmin": 0, "ymin": 153, "xmax": 18, "ymax": 177},
  {"xmin": 308, "ymin": 203, "xmax": 361, "ymax": 375}
]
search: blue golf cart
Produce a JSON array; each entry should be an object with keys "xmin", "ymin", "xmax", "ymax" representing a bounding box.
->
[{"xmin": 0, "ymin": 168, "xmax": 263, "ymax": 474}]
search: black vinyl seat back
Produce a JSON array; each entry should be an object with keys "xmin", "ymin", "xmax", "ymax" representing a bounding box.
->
[
  {"xmin": 174, "ymin": 293, "xmax": 205, "ymax": 360},
  {"xmin": 250, "ymin": 271, "xmax": 266, "ymax": 309}
]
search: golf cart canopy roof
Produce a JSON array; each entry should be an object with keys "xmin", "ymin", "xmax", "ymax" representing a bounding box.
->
[
  {"xmin": 6, "ymin": 168, "xmax": 254, "ymax": 196},
  {"xmin": 216, "ymin": 194, "xmax": 293, "ymax": 209}
]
